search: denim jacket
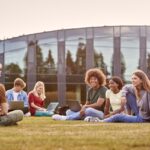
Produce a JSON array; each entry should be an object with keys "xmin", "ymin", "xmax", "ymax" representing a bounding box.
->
[{"xmin": 6, "ymin": 89, "xmax": 28, "ymax": 107}]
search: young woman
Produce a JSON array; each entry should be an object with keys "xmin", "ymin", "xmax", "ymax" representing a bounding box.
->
[
  {"xmin": 0, "ymin": 83, "xmax": 23, "ymax": 126},
  {"xmin": 87, "ymin": 70, "xmax": 150, "ymax": 123},
  {"xmin": 52, "ymin": 68, "xmax": 107, "ymax": 120},
  {"xmin": 104, "ymin": 76, "xmax": 125, "ymax": 118},
  {"xmin": 28, "ymin": 81, "xmax": 53, "ymax": 116}
]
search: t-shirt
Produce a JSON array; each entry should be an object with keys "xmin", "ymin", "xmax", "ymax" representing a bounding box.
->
[
  {"xmin": 28, "ymin": 92, "xmax": 44, "ymax": 116},
  {"xmin": 13, "ymin": 91, "xmax": 19, "ymax": 101},
  {"xmin": 87, "ymin": 86, "xmax": 107, "ymax": 111},
  {"xmin": 106, "ymin": 89, "xmax": 122, "ymax": 111}
]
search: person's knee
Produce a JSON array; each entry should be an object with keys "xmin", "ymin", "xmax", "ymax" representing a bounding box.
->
[
  {"xmin": 8, "ymin": 110, "xmax": 24, "ymax": 121},
  {"xmin": 85, "ymin": 107, "xmax": 93, "ymax": 115}
]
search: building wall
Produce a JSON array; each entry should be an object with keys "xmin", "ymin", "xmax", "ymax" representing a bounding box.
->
[{"xmin": 0, "ymin": 26, "xmax": 149, "ymax": 106}]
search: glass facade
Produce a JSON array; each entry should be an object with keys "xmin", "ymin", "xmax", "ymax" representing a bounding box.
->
[
  {"xmin": 121, "ymin": 27, "xmax": 140, "ymax": 82},
  {"xmin": 65, "ymin": 29, "xmax": 86, "ymax": 103},
  {"xmin": 4, "ymin": 39, "xmax": 27, "ymax": 90},
  {"xmin": 0, "ymin": 26, "xmax": 149, "ymax": 105},
  {"xmin": 35, "ymin": 34, "xmax": 58, "ymax": 106}
]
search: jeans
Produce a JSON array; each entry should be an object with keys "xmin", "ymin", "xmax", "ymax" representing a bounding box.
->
[
  {"xmin": 35, "ymin": 110, "xmax": 54, "ymax": 116},
  {"xmin": 0, "ymin": 110, "xmax": 24, "ymax": 126},
  {"xmin": 65, "ymin": 107, "xmax": 104, "ymax": 120},
  {"xmin": 103, "ymin": 113, "xmax": 144, "ymax": 123},
  {"xmin": 126, "ymin": 92, "xmax": 139, "ymax": 115}
]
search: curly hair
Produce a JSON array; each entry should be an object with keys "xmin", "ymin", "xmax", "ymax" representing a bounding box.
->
[
  {"xmin": 85, "ymin": 68, "xmax": 106, "ymax": 86},
  {"xmin": 0, "ymin": 83, "xmax": 6, "ymax": 103}
]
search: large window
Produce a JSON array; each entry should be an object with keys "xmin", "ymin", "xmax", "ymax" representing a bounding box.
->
[
  {"xmin": 4, "ymin": 38, "xmax": 27, "ymax": 90},
  {"xmin": 94, "ymin": 27, "xmax": 113, "ymax": 77},
  {"xmin": 36, "ymin": 36, "xmax": 58, "ymax": 105},
  {"xmin": 121, "ymin": 27, "xmax": 140, "ymax": 82},
  {"xmin": 146, "ymin": 27, "xmax": 150, "ymax": 78},
  {"xmin": 65, "ymin": 29, "xmax": 86, "ymax": 104},
  {"xmin": 0, "ymin": 41, "xmax": 3, "ymax": 53}
]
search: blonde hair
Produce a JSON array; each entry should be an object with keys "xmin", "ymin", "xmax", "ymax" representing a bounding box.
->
[{"xmin": 32, "ymin": 81, "xmax": 46, "ymax": 100}]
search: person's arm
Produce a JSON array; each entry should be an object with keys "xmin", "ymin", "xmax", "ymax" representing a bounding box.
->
[
  {"xmin": 0, "ymin": 103, "xmax": 8, "ymax": 115},
  {"xmin": 104, "ymin": 98, "xmax": 110, "ymax": 116},
  {"xmin": 23, "ymin": 92, "xmax": 29, "ymax": 107},
  {"xmin": 30, "ymin": 102, "xmax": 46, "ymax": 111}
]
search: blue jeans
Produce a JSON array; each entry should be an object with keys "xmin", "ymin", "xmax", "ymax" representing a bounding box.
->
[
  {"xmin": 126, "ymin": 92, "xmax": 139, "ymax": 115},
  {"xmin": 65, "ymin": 107, "xmax": 104, "ymax": 120},
  {"xmin": 103, "ymin": 113, "xmax": 144, "ymax": 123},
  {"xmin": 35, "ymin": 111, "xmax": 54, "ymax": 116}
]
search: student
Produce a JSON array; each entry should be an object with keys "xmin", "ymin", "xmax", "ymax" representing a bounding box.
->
[
  {"xmin": 0, "ymin": 83, "xmax": 23, "ymax": 126},
  {"xmin": 28, "ymin": 81, "xmax": 53, "ymax": 116},
  {"xmin": 6, "ymin": 78, "xmax": 29, "ymax": 114},
  {"xmin": 52, "ymin": 68, "xmax": 107, "ymax": 120},
  {"xmin": 86, "ymin": 69, "xmax": 150, "ymax": 123}
]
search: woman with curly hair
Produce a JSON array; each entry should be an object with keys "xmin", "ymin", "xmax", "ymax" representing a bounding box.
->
[{"xmin": 52, "ymin": 68, "xmax": 107, "ymax": 120}]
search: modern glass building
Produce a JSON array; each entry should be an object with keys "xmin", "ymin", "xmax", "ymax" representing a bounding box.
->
[{"xmin": 0, "ymin": 26, "xmax": 150, "ymax": 106}]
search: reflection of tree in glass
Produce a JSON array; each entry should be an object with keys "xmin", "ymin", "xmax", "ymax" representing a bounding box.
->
[
  {"xmin": 5, "ymin": 63, "xmax": 22, "ymax": 82},
  {"xmin": 147, "ymin": 53, "xmax": 150, "ymax": 78},
  {"xmin": 94, "ymin": 51, "xmax": 108, "ymax": 75},
  {"xmin": 75, "ymin": 42, "xmax": 86, "ymax": 74},
  {"xmin": 66, "ymin": 50, "xmax": 76, "ymax": 74},
  {"xmin": 120, "ymin": 52, "xmax": 126, "ymax": 81},
  {"xmin": 45, "ymin": 50, "xmax": 55, "ymax": 68}
]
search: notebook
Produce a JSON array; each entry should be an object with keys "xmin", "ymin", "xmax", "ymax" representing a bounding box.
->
[
  {"xmin": 47, "ymin": 102, "xmax": 59, "ymax": 112},
  {"xmin": 66, "ymin": 100, "xmax": 81, "ymax": 112},
  {"xmin": 9, "ymin": 101, "xmax": 24, "ymax": 111}
]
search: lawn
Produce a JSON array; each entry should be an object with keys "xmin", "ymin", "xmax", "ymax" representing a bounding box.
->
[{"xmin": 0, "ymin": 117, "xmax": 150, "ymax": 150}]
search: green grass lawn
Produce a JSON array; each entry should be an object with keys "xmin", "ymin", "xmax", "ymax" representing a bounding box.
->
[{"xmin": 0, "ymin": 117, "xmax": 150, "ymax": 150}]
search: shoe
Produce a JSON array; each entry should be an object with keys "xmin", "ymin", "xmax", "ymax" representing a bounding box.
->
[
  {"xmin": 84, "ymin": 116, "xmax": 102, "ymax": 122},
  {"xmin": 52, "ymin": 114, "xmax": 67, "ymax": 120}
]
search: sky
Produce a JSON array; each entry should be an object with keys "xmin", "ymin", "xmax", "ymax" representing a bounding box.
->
[{"xmin": 0, "ymin": 0, "xmax": 150, "ymax": 39}]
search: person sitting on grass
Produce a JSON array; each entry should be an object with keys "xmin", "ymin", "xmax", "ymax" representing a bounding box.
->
[
  {"xmin": 84, "ymin": 76, "xmax": 125, "ymax": 122},
  {"xmin": 85, "ymin": 69, "xmax": 150, "ymax": 123},
  {"xmin": 6, "ymin": 78, "xmax": 29, "ymax": 114},
  {"xmin": 0, "ymin": 83, "xmax": 24, "ymax": 126},
  {"xmin": 52, "ymin": 68, "xmax": 107, "ymax": 120},
  {"xmin": 28, "ymin": 81, "xmax": 53, "ymax": 116}
]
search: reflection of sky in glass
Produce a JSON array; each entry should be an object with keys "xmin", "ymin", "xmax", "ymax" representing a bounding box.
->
[
  {"xmin": 94, "ymin": 27, "xmax": 113, "ymax": 37},
  {"xmin": 121, "ymin": 27, "xmax": 139, "ymax": 37},
  {"xmin": 39, "ymin": 43, "xmax": 58, "ymax": 68},
  {"xmin": 0, "ymin": 42, "xmax": 3, "ymax": 53},
  {"xmin": 5, "ymin": 40, "xmax": 27, "ymax": 51},
  {"xmin": 94, "ymin": 38, "xmax": 113, "ymax": 75},
  {"xmin": 5, "ymin": 48, "xmax": 27, "ymax": 73},
  {"xmin": 121, "ymin": 48, "xmax": 139, "ymax": 81},
  {"xmin": 121, "ymin": 37, "xmax": 139, "ymax": 81},
  {"xmin": 121, "ymin": 37, "xmax": 139, "ymax": 48}
]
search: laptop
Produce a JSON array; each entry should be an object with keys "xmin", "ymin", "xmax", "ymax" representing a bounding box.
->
[
  {"xmin": 66, "ymin": 100, "xmax": 81, "ymax": 112},
  {"xmin": 9, "ymin": 101, "xmax": 24, "ymax": 111},
  {"xmin": 47, "ymin": 102, "xmax": 59, "ymax": 113}
]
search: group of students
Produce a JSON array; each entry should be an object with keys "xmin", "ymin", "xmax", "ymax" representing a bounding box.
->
[
  {"xmin": 52, "ymin": 68, "xmax": 150, "ymax": 123},
  {"xmin": 1, "ymin": 62, "xmax": 150, "ymax": 126},
  {"xmin": 0, "ymin": 63, "xmax": 54, "ymax": 125}
]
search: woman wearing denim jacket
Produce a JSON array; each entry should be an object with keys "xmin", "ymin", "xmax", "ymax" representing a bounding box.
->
[{"xmin": 86, "ymin": 69, "xmax": 150, "ymax": 123}]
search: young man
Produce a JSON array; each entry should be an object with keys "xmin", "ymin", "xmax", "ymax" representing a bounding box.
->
[{"xmin": 6, "ymin": 78, "xmax": 29, "ymax": 114}]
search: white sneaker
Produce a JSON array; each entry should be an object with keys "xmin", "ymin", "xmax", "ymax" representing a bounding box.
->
[
  {"xmin": 84, "ymin": 116, "xmax": 102, "ymax": 122},
  {"xmin": 52, "ymin": 114, "xmax": 67, "ymax": 120}
]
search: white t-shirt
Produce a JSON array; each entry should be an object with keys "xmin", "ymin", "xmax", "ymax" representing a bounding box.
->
[
  {"xmin": 105, "ymin": 89, "xmax": 122, "ymax": 111},
  {"xmin": 13, "ymin": 91, "xmax": 19, "ymax": 101}
]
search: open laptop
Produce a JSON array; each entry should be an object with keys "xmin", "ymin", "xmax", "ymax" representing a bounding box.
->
[
  {"xmin": 9, "ymin": 101, "xmax": 24, "ymax": 111},
  {"xmin": 47, "ymin": 102, "xmax": 59, "ymax": 113},
  {"xmin": 66, "ymin": 100, "xmax": 81, "ymax": 112}
]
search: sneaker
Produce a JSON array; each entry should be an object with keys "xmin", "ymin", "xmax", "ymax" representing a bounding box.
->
[
  {"xmin": 52, "ymin": 114, "xmax": 67, "ymax": 120},
  {"xmin": 84, "ymin": 116, "xmax": 103, "ymax": 122}
]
